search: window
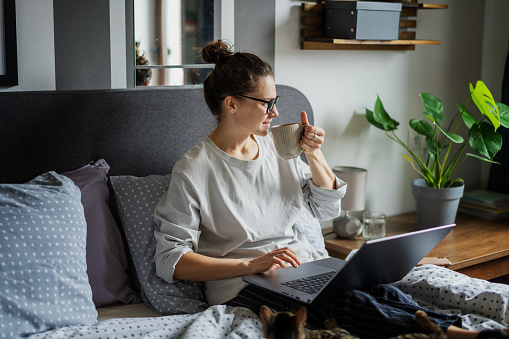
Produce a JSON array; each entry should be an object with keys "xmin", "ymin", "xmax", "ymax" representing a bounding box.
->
[{"xmin": 134, "ymin": 0, "xmax": 215, "ymax": 86}]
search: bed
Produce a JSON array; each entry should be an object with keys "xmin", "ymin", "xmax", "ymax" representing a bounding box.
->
[{"xmin": 0, "ymin": 85, "xmax": 507, "ymax": 338}]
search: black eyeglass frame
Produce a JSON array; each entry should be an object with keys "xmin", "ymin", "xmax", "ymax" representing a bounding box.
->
[{"xmin": 223, "ymin": 94, "xmax": 280, "ymax": 114}]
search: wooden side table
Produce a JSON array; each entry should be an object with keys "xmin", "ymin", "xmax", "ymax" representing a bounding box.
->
[{"xmin": 323, "ymin": 212, "xmax": 509, "ymax": 280}]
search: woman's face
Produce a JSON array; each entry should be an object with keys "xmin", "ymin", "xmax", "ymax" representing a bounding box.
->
[{"xmin": 234, "ymin": 76, "xmax": 279, "ymax": 137}]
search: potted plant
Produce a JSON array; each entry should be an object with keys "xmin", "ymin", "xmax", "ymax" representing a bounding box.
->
[{"xmin": 366, "ymin": 80, "xmax": 509, "ymax": 228}]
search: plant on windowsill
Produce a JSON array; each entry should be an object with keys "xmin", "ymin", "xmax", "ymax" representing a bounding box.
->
[{"xmin": 365, "ymin": 80, "xmax": 509, "ymax": 228}]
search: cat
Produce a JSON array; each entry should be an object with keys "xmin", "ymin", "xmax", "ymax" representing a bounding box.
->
[
  {"xmin": 259, "ymin": 305, "xmax": 447, "ymax": 339},
  {"xmin": 260, "ymin": 305, "xmax": 354, "ymax": 339}
]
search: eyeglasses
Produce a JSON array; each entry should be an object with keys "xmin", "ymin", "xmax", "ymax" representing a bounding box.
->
[{"xmin": 235, "ymin": 94, "xmax": 280, "ymax": 115}]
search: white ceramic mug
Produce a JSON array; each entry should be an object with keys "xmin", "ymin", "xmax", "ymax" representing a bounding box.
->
[{"xmin": 271, "ymin": 123, "xmax": 306, "ymax": 160}]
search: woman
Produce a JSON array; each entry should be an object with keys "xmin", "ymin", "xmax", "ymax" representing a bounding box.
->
[
  {"xmin": 154, "ymin": 40, "xmax": 501, "ymax": 339},
  {"xmin": 154, "ymin": 39, "xmax": 345, "ymax": 307}
]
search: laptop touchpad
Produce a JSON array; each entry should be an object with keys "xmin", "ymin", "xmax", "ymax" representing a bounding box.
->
[{"xmin": 314, "ymin": 257, "xmax": 347, "ymax": 270}]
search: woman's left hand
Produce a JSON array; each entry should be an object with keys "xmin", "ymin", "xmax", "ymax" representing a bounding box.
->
[
  {"xmin": 300, "ymin": 111, "xmax": 325, "ymax": 154},
  {"xmin": 299, "ymin": 111, "xmax": 336, "ymax": 190}
]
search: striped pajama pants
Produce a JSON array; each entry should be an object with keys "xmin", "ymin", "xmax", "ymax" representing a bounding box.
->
[{"xmin": 225, "ymin": 284, "xmax": 461, "ymax": 339}]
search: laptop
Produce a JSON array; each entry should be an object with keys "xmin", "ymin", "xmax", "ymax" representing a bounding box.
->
[{"xmin": 242, "ymin": 224, "xmax": 454, "ymax": 304}]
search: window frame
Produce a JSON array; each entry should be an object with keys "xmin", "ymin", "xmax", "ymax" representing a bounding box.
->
[{"xmin": 126, "ymin": 0, "xmax": 222, "ymax": 88}]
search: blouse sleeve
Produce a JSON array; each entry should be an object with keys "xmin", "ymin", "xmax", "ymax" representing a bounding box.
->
[
  {"xmin": 295, "ymin": 157, "xmax": 347, "ymax": 221},
  {"xmin": 153, "ymin": 172, "xmax": 201, "ymax": 283}
]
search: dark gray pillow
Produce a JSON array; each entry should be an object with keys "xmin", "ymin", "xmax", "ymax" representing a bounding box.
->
[
  {"xmin": 110, "ymin": 174, "xmax": 208, "ymax": 315},
  {"xmin": 62, "ymin": 159, "xmax": 139, "ymax": 307},
  {"xmin": 0, "ymin": 172, "xmax": 97, "ymax": 337}
]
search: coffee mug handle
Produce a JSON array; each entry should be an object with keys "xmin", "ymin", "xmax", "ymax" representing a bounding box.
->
[{"xmin": 300, "ymin": 123, "xmax": 310, "ymax": 143}]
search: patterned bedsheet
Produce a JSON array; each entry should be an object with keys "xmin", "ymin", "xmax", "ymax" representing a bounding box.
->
[
  {"xmin": 28, "ymin": 265, "xmax": 508, "ymax": 338},
  {"xmin": 394, "ymin": 265, "xmax": 508, "ymax": 331},
  {"xmin": 27, "ymin": 305, "xmax": 263, "ymax": 339}
]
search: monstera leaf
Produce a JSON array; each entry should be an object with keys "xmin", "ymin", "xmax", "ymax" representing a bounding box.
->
[
  {"xmin": 468, "ymin": 122, "xmax": 503, "ymax": 161},
  {"xmin": 470, "ymin": 81, "xmax": 500, "ymax": 130},
  {"xmin": 366, "ymin": 96, "xmax": 400, "ymax": 131},
  {"xmin": 420, "ymin": 93, "xmax": 444, "ymax": 122}
]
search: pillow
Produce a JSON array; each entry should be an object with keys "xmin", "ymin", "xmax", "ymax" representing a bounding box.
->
[
  {"xmin": 295, "ymin": 207, "xmax": 329, "ymax": 258},
  {"xmin": 62, "ymin": 159, "xmax": 139, "ymax": 307},
  {"xmin": 0, "ymin": 172, "xmax": 97, "ymax": 337},
  {"xmin": 109, "ymin": 175, "xmax": 208, "ymax": 315}
]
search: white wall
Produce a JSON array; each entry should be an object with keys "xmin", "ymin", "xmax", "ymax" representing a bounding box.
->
[
  {"xmin": 275, "ymin": 0, "xmax": 509, "ymax": 219},
  {"xmin": 110, "ymin": 0, "xmax": 127, "ymax": 88},
  {"xmin": 1, "ymin": 0, "xmax": 55, "ymax": 91},
  {"xmin": 234, "ymin": 0, "xmax": 275, "ymax": 69},
  {"xmin": 53, "ymin": 0, "xmax": 124, "ymax": 90}
]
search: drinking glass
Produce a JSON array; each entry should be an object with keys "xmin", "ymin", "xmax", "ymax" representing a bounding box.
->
[{"xmin": 362, "ymin": 211, "xmax": 386, "ymax": 240}]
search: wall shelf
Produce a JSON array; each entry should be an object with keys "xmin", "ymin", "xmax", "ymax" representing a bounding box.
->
[{"xmin": 300, "ymin": 2, "xmax": 448, "ymax": 51}]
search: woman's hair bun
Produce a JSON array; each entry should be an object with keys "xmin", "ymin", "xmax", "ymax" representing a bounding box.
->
[{"xmin": 202, "ymin": 40, "xmax": 234, "ymax": 65}]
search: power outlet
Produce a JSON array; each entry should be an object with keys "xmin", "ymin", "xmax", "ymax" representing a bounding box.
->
[{"xmin": 407, "ymin": 130, "xmax": 420, "ymax": 151}]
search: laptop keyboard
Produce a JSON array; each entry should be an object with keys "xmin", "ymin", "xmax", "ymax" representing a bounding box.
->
[{"xmin": 281, "ymin": 271, "xmax": 336, "ymax": 294}]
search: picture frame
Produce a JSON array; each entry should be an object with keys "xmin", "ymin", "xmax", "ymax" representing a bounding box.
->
[{"xmin": 0, "ymin": 0, "xmax": 18, "ymax": 86}]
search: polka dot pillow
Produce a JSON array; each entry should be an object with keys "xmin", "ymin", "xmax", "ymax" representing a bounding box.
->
[
  {"xmin": 295, "ymin": 207, "xmax": 328, "ymax": 258},
  {"xmin": 110, "ymin": 175, "xmax": 208, "ymax": 315},
  {"xmin": 0, "ymin": 172, "xmax": 97, "ymax": 337}
]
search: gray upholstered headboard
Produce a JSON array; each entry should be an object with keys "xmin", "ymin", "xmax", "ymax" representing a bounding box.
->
[{"xmin": 0, "ymin": 85, "xmax": 313, "ymax": 183}]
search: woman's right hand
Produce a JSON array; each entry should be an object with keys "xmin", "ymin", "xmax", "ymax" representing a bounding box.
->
[
  {"xmin": 173, "ymin": 248, "xmax": 301, "ymax": 281},
  {"xmin": 246, "ymin": 247, "xmax": 301, "ymax": 274}
]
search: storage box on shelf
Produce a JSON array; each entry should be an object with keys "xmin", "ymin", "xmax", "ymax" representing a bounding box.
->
[
  {"xmin": 300, "ymin": 1, "xmax": 448, "ymax": 51},
  {"xmin": 325, "ymin": 1, "xmax": 402, "ymax": 40}
]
